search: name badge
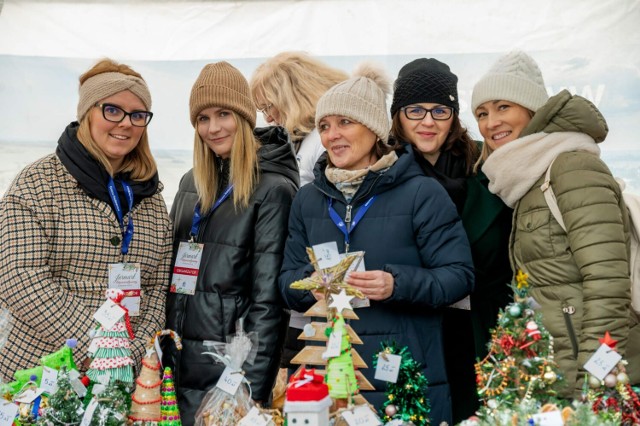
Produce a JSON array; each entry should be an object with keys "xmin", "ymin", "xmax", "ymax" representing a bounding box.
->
[
  {"xmin": 109, "ymin": 263, "xmax": 141, "ymax": 316},
  {"xmin": 170, "ymin": 242, "xmax": 204, "ymax": 295}
]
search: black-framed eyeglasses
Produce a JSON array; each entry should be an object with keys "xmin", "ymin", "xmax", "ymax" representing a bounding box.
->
[
  {"xmin": 95, "ymin": 103, "xmax": 153, "ymax": 127},
  {"xmin": 401, "ymin": 105, "xmax": 453, "ymax": 121},
  {"xmin": 257, "ymin": 103, "xmax": 273, "ymax": 117}
]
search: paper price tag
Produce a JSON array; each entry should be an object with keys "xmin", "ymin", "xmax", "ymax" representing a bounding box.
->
[
  {"xmin": 93, "ymin": 299, "xmax": 125, "ymax": 330},
  {"xmin": 374, "ymin": 353, "xmax": 402, "ymax": 383},
  {"xmin": 41, "ymin": 366, "xmax": 59, "ymax": 394},
  {"xmin": 14, "ymin": 388, "xmax": 44, "ymax": 403},
  {"xmin": 584, "ymin": 343, "xmax": 622, "ymax": 380},
  {"xmin": 215, "ymin": 366, "xmax": 243, "ymax": 396},
  {"xmin": 531, "ymin": 410, "xmax": 564, "ymax": 426},
  {"xmin": 0, "ymin": 402, "xmax": 18, "ymax": 426},
  {"xmin": 68, "ymin": 369, "xmax": 87, "ymax": 398},
  {"xmin": 312, "ymin": 241, "xmax": 340, "ymax": 269},
  {"xmin": 154, "ymin": 338, "xmax": 163, "ymax": 367},
  {"xmin": 238, "ymin": 407, "xmax": 272, "ymax": 426},
  {"xmin": 80, "ymin": 398, "xmax": 98, "ymax": 426},
  {"xmin": 341, "ymin": 405, "xmax": 382, "ymax": 426},
  {"xmin": 322, "ymin": 327, "xmax": 343, "ymax": 359}
]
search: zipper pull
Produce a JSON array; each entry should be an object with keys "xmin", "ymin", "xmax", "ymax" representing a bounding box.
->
[{"xmin": 345, "ymin": 205, "xmax": 352, "ymax": 224}]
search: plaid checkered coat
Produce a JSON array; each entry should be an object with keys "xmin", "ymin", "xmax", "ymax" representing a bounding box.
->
[{"xmin": 0, "ymin": 153, "xmax": 172, "ymax": 381}]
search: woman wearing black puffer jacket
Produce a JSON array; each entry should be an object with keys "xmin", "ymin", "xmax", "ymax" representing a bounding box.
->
[{"xmin": 164, "ymin": 62, "xmax": 298, "ymax": 425}]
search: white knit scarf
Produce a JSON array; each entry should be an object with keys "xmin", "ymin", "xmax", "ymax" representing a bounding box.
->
[{"xmin": 482, "ymin": 131, "xmax": 601, "ymax": 208}]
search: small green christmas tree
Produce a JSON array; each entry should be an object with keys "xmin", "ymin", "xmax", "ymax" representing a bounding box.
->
[
  {"xmin": 374, "ymin": 343, "xmax": 430, "ymax": 426},
  {"xmin": 474, "ymin": 271, "xmax": 563, "ymax": 413},
  {"xmin": 88, "ymin": 381, "xmax": 129, "ymax": 426},
  {"xmin": 160, "ymin": 367, "xmax": 180, "ymax": 426},
  {"xmin": 325, "ymin": 314, "xmax": 358, "ymax": 400},
  {"xmin": 38, "ymin": 367, "xmax": 84, "ymax": 426}
]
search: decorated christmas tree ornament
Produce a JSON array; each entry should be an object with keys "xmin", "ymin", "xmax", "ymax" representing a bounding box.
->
[
  {"xmin": 86, "ymin": 289, "xmax": 135, "ymax": 385},
  {"xmin": 325, "ymin": 314, "xmax": 359, "ymax": 401},
  {"xmin": 284, "ymin": 368, "xmax": 332, "ymax": 426},
  {"xmin": 85, "ymin": 381, "xmax": 129, "ymax": 426},
  {"xmin": 374, "ymin": 343, "xmax": 430, "ymax": 426},
  {"xmin": 38, "ymin": 366, "xmax": 84, "ymax": 426},
  {"xmin": 160, "ymin": 367, "xmax": 181, "ymax": 426},
  {"xmin": 129, "ymin": 351, "xmax": 162, "ymax": 424},
  {"xmin": 290, "ymin": 247, "xmax": 364, "ymax": 298}
]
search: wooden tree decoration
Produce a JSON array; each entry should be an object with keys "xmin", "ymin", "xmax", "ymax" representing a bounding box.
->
[{"xmin": 289, "ymin": 248, "xmax": 373, "ymax": 410}]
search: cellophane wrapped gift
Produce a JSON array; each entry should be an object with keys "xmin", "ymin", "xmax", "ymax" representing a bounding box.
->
[{"xmin": 194, "ymin": 321, "xmax": 258, "ymax": 426}]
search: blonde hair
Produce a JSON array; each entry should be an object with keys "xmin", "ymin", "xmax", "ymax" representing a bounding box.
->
[
  {"xmin": 76, "ymin": 58, "xmax": 157, "ymax": 180},
  {"xmin": 193, "ymin": 111, "xmax": 259, "ymax": 211},
  {"xmin": 250, "ymin": 51, "xmax": 348, "ymax": 141}
]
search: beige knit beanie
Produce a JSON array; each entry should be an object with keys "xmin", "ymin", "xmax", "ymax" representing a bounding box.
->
[
  {"xmin": 471, "ymin": 50, "xmax": 549, "ymax": 113},
  {"xmin": 189, "ymin": 61, "xmax": 256, "ymax": 128},
  {"xmin": 315, "ymin": 62, "xmax": 391, "ymax": 143},
  {"xmin": 77, "ymin": 72, "xmax": 152, "ymax": 122}
]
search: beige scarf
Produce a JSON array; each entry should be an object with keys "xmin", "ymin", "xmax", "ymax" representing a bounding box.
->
[
  {"xmin": 325, "ymin": 151, "xmax": 398, "ymax": 202},
  {"xmin": 482, "ymin": 131, "xmax": 601, "ymax": 208}
]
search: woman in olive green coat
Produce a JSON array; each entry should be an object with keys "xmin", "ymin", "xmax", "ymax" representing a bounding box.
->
[{"xmin": 472, "ymin": 50, "xmax": 639, "ymax": 398}]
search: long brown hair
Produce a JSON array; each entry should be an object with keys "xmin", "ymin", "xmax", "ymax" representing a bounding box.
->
[
  {"xmin": 391, "ymin": 112, "xmax": 478, "ymax": 175},
  {"xmin": 193, "ymin": 111, "xmax": 259, "ymax": 211},
  {"xmin": 76, "ymin": 59, "xmax": 157, "ymax": 180}
]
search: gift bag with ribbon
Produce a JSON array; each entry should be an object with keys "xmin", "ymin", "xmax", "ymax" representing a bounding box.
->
[{"xmin": 194, "ymin": 320, "xmax": 258, "ymax": 426}]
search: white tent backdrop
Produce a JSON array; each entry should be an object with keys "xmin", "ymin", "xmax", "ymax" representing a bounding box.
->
[{"xmin": 1, "ymin": 0, "xmax": 639, "ymax": 205}]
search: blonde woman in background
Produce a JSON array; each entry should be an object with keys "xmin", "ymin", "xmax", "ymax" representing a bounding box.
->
[
  {"xmin": 250, "ymin": 52, "xmax": 348, "ymax": 374},
  {"xmin": 250, "ymin": 51, "xmax": 348, "ymax": 186}
]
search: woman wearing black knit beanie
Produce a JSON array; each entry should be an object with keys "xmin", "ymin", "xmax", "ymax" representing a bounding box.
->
[{"xmin": 390, "ymin": 58, "xmax": 513, "ymax": 422}]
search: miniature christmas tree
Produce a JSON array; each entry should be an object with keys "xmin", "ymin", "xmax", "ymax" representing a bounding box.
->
[
  {"xmin": 87, "ymin": 289, "xmax": 135, "ymax": 385},
  {"xmin": 374, "ymin": 343, "xmax": 430, "ymax": 426},
  {"xmin": 38, "ymin": 367, "xmax": 84, "ymax": 426},
  {"xmin": 584, "ymin": 332, "xmax": 640, "ymax": 424},
  {"xmin": 289, "ymin": 248, "xmax": 373, "ymax": 409},
  {"xmin": 325, "ymin": 314, "xmax": 358, "ymax": 400},
  {"xmin": 160, "ymin": 367, "xmax": 181, "ymax": 426},
  {"xmin": 284, "ymin": 368, "xmax": 332, "ymax": 426},
  {"xmin": 128, "ymin": 351, "xmax": 162, "ymax": 424},
  {"xmin": 474, "ymin": 271, "xmax": 563, "ymax": 413},
  {"xmin": 87, "ymin": 381, "xmax": 129, "ymax": 426}
]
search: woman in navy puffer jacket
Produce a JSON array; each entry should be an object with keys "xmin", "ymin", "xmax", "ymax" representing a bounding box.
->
[{"xmin": 278, "ymin": 63, "xmax": 474, "ymax": 425}]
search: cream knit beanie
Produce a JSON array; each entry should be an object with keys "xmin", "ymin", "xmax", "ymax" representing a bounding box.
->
[
  {"xmin": 471, "ymin": 50, "xmax": 549, "ymax": 113},
  {"xmin": 189, "ymin": 61, "xmax": 256, "ymax": 128},
  {"xmin": 315, "ymin": 62, "xmax": 391, "ymax": 143}
]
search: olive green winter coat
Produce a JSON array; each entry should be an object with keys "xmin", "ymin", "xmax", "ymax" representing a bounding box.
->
[{"xmin": 483, "ymin": 90, "xmax": 639, "ymax": 398}]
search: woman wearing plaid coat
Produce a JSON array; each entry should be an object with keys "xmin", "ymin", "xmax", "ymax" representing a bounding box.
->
[{"xmin": 0, "ymin": 59, "xmax": 172, "ymax": 381}]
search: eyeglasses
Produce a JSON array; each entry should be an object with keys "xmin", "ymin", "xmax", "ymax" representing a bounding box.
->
[
  {"xmin": 401, "ymin": 105, "xmax": 453, "ymax": 121},
  {"xmin": 257, "ymin": 103, "xmax": 273, "ymax": 117},
  {"xmin": 95, "ymin": 103, "xmax": 153, "ymax": 127}
]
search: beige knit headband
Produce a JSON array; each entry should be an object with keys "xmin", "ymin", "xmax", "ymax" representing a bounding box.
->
[{"xmin": 77, "ymin": 72, "xmax": 152, "ymax": 121}]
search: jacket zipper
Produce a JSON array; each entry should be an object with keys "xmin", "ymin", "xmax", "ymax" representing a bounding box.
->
[{"xmin": 562, "ymin": 303, "xmax": 578, "ymax": 359}]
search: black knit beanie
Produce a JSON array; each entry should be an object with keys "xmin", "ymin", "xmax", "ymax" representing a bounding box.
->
[{"xmin": 390, "ymin": 58, "xmax": 459, "ymax": 117}]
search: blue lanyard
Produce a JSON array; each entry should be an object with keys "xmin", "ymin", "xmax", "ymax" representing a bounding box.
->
[
  {"xmin": 190, "ymin": 185, "xmax": 234, "ymax": 239},
  {"xmin": 107, "ymin": 177, "xmax": 134, "ymax": 255},
  {"xmin": 327, "ymin": 196, "xmax": 376, "ymax": 252}
]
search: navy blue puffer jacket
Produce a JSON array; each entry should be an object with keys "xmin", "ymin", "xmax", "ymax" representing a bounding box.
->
[{"xmin": 279, "ymin": 144, "xmax": 474, "ymax": 425}]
